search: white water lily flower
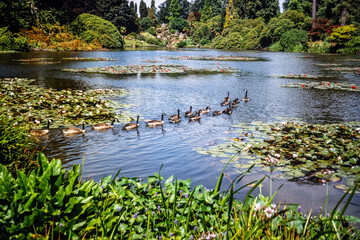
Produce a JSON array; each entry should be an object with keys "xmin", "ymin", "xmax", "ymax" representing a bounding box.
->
[{"xmin": 274, "ymin": 153, "xmax": 281, "ymax": 159}]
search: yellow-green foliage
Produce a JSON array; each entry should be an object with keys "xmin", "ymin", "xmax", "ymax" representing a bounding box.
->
[
  {"xmin": 71, "ymin": 13, "xmax": 123, "ymax": 48},
  {"xmin": 330, "ymin": 25, "xmax": 357, "ymax": 45},
  {"xmin": 213, "ymin": 18, "xmax": 266, "ymax": 50},
  {"xmin": 224, "ymin": 0, "xmax": 239, "ymax": 29},
  {"xmin": 192, "ymin": 15, "xmax": 222, "ymax": 44}
]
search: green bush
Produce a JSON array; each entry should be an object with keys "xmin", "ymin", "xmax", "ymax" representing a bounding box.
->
[
  {"xmin": 308, "ymin": 41, "xmax": 332, "ymax": 53},
  {"xmin": 337, "ymin": 36, "xmax": 360, "ymax": 54},
  {"xmin": 269, "ymin": 41, "xmax": 282, "ymax": 51},
  {"xmin": 265, "ymin": 18, "xmax": 295, "ymax": 44},
  {"xmin": 140, "ymin": 17, "xmax": 153, "ymax": 31},
  {"xmin": 279, "ymin": 29, "xmax": 308, "ymax": 52},
  {"xmin": 169, "ymin": 17, "xmax": 189, "ymax": 33},
  {"xmin": 176, "ymin": 40, "xmax": 187, "ymax": 48},
  {"xmin": 145, "ymin": 27, "xmax": 157, "ymax": 36},
  {"xmin": 71, "ymin": 13, "xmax": 123, "ymax": 48},
  {"xmin": 0, "ymin": 27, "xmax": 13, "ymax": 51}
]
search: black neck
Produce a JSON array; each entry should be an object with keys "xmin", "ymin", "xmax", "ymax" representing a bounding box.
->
[
  {"xmin": 177, "ymin": 109, "xmax": 180, "ymax": 117},
  {"xmin": 47, "ymin": 120, "xmax": 51, "ymax": 128},
  {"xmin": 161, "ymin": 114, "xmax": 164, "ymax": 121},
  {"xmin": 245, "ymin": 90, "xmax": 248, "ymax": 98},
  {"xmin": 136, "ymin": 115, "xmax": 139, "ymax": 124}
]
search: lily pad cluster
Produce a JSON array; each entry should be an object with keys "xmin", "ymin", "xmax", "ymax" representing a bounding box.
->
[
  {"xmin": 274, "ymin": 74, "xmax": 320, "ymax": 79},
  {"xmin": 281, "ymin": 81, "xmax": 359, "ymax": 91},
  {"xmin": 326, "ymin": 67, "xmax": 360, "ymax": 74},
  {"xmin": 142, "ymin": 59, "xmax": 162, "ymax": 63},
  {"xmin": 0, "ymin": 77, "xmax": 131, "ymax": 129},
  {"xmin": 62, "ymin": 64, "xmax": 238, "ymax": 75},
  {"xmin": 12, "ymin": 58, "xmax": 59, "ymax": 65},
  {"xmin": 62, "ymin": 57, "xmax": 116, "ymax": 61},
  {"xmin": 162, "ymin": 55, "xmax": 263, "ymax": 61},
  {"xmin": 196, "ymin": 120, "xmax": 360, "ymax": 189}
]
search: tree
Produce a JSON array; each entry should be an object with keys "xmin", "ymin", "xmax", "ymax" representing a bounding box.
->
[
  {"xmin": 139, "ymin": 0, "xmax": 147, "ymax": 19},
  {"xmin": 169, "ymin": 17, "xmax": 189, "ymax": 32},
  {"xmin": 200, "ymin": 0, "xmax": 212, "ymax": 22},
  {"xmin": 179, "ymin": 0, "xmax": 191, "ymax": 19},
  {"xmin": 246, "ymin": 0, "xmax": 280, "ymax": 22},
  {"xmin": 97, "ymin": 0, "xmax": 138, "ymax": 33},
  {"xmin": 0, "ymin": 0, "xmax": 34, "ymax": 31},
  {"xmin": 148, "ymin": 7, "xmax": 157, "ymax": 26},
  {"xmin": 169, "ymin": 0, "xmax": 181, "ymax": 21},
  {"xmin": 135, "ymin": 2, "xmax": 137, "ymax": 13},
  {"xmin": 330, "ymin": 24, "xmax": 357, "ymax": 45},
  {"xmin": 130, "ymin": 1, "xmax": 135, "ymax": 11},
  {"xmin": 140, "ymin": 17, "xmax": 153, "ymax": 30},
  {"xmin": 224, "ymin": 0, "xmax": 239, "ymax": 29},
  {"xmin": 151, "ymin": 0, "xmax": 156, "ymax": 10},
  {"xmin": 157, "ymin": 0, "xmax": 171, "ymax": 23},
  {"xmin": 71, "ymin": 13, "xmax": 124, "ymax": 48},
  {"xmin": 312, "ymin": 0, "xmax": 316, "ymax": 28},
  {"xmin": 286, "ymin": 0, "xmax": 312, "ymax": 17}
]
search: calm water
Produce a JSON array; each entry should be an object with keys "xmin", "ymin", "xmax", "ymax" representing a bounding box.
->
[{"xmin": 1, "ymin": 49, "xmax": 359, "ymax": 215}]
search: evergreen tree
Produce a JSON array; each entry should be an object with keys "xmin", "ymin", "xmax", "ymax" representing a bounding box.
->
[
  {"xmin": 151, "ymin": 0, "xmax": 156, "ymax": 10},
  {"xmin": 157, "ymin": 0, "xmax": 171, "ymax": 23},
  {"xmin": 224, "ymin": 0, "xmax": 239, "ymax": 28},
  {"xmin": 200, "ymin": 0, "xmax": 212, "ymax": 22},
  {"xmin": 169, "ymin": 0, "xmax": 181, "ymax": 21},
  {"xmin": 139, "ymin": 0, "xmax": 147, "ymax": 19},
  {"xmin": 247, "ymin": 0, "xmax": 280, "ymax": 22},
  {"xmin": 135, "ymin": 2, "xmax": 137, "ymax": 13},
  {"xmin": 179, "ymin": 0, "xmax": 191, "ymax": 19},
  {"xmin": 130, "ymin": 1, "xmax": 134, "ymax": 11},
  {"xmin": 0, "ymin": 0, "xmax": 34, "ymax": 31},
  {"xmin": 97, "ymin": 0, "xmax": 138, "ymax": 33},
  {"xmin": 148, "ymin": 7, "xmax": 157, "ymax": 26}
]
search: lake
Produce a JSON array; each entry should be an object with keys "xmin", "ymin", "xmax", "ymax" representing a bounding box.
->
[{"xmin": 1, "ymin": 48, "xmax": 359, "ymax": 216}]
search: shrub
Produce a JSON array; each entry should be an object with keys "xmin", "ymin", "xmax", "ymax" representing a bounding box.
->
[
  {"xmin": 279, "ymin": 29, "xmax": 308, "ymax": 51},
  {"xmin": 330, "ymin": 25, "xmax": 357, "ymax": 45},
  {"xmin": 269, "ymin": 41, "xmax": 282, "ymax": 51},
  {"xmin": 145, "ymin": 27, "xmax": 157, "ymax": 36},
  {"xmin": 176, "ymin": 40, "xmax": 187, "ymax": 48},
  {"xmin": 265, "ymin": 18, "xmax": 295, "ymax": 43},
  {"xmin": 337, "ymin": 36, "xmax": 360, "ymax": 54},
  {"xmin": 0, "ymin": 27, "xmax": 13, "ymax": 51},
  {"xmin": 71, "ymin": 13, "xmax": 123, "ymax": 48},
  {"xmin": 140, "ymin": 17, "xmax": 153, "ymax": 30},
  {"xmin": 308, "ymin": 41, "xmax": 332, "ymax": 53},
  {"xmin": 170, "ymin": 17, "xmax": 189, "ymax": 33}
]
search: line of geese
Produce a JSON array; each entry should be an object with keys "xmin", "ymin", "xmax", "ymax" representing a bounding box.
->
[{"xmin": 30, "ymin": 89, "xmax": 250, "ymax": 136}]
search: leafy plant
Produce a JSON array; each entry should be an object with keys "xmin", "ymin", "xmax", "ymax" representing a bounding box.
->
[{"xmin": 170, "ymin": 17, "xmax": 189, "ymax": 33}]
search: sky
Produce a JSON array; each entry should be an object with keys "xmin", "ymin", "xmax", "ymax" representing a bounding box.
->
[{"xmin": 133, "ymin": 0, "xmax": 285, "ymax": 13}]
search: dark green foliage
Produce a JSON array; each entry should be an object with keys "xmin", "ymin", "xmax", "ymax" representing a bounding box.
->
[
  {"xmin": 280, "ymin": 10, "xmax": 307, "ymax": 29},
  {"xmin": 139, "ymin": 0, "xmax": 147, "ymax": 19},
  {"xmin": 264, "ymin": 18, "xmax": 295, "ymax": 43},
  {"xmin": 279, "ymin": 29, "xmax": 308, "ymax": 51},
  {"xmin": 71, "ymin": 13, "xmax": 123, "ymax": 48},
  {"xmin": 170, "ymin": 17, "xmax": 189, "ymax": 32},
  {"xmin": 192, "ymin": 15, "xmax": 222, "ymax": 43},
  {"xmin": 158, "ymin": 0, "xmax": 171, "ymax": 23},
  {"xmin": 140, "ymin": 17, "xmax": 153, "ymax": 30},
  {"xmin": 337, "ymin": 36, "xmax": 360, "ymax": 54},
  {"xmin": 0, "ymin": 0, "xmax": 34, "ymax": 32},
  {"xmin": 145, "ymin": 27, "xmax": 157, "ymax": 36},
  {"xmin": 169, "ymin": 0, "xmax": 181, "ymax": 21},
  {"xmin": 286, "ymin": 0, "xmax": 312, "ymax": 17},
  {"xmin": 97, "ymin": 0, "xmax": 138, "ymax": 34},
  {"xmin": 176, "ymin": 40, "xmax": 187, "ymax": 47}
]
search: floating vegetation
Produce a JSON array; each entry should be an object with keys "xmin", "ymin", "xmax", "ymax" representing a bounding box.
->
[
  {"xmin": 281, "ymin": 81, "xmax": 359, "ymax": 91},
  {"xmin": 62, "ymin": 57, "xmax": 116, "ymax": 61},
  {"xmin": 12, "ymin": 58, "xmax": 59, "ymax": 65},
  {"xmin": 274, "ymin": 74, "xmax": 320, "ymax": 79},
  {"xmin": 162, "ymin": 55, "xmax": 264, "ymax": 61},
  {"xmin": 196, "ymin": 120, "xmax": 360, "ymax": 188},
  {"xmin": 62, "ymin": 64, "xmax": 238, "ymax": 75},
  {"xmin": 326, "ymin": 66, "xmax": 360, "ymax": 74},
  {"xmin": 142, "ymin": 59, "xmax": 162, "ymax": 63},
  {"xmin": 0, "ymin": 77, "xmax": 131, "ymax": 130}
]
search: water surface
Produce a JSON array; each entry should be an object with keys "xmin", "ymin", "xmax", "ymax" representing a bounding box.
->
[{"xmin": 1, "ymin": 49, "xmax": 359, "ymax": 215}]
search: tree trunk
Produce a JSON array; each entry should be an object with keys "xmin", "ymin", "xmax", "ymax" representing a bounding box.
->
[
  {"xmin": 312, "ymin": 0, "xmax": 316, "ymax": 28},
  {"xmin": 341, "ymin": 8, "xmax": 347, "ymax": 26}
]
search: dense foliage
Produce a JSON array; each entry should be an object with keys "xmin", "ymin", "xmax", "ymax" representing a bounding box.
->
[
  {"xmin": 0, "ymin": 153, "xmax": 359, "ymax": 239},
  {"xmin": 71, "ymin": 13, "xmax": 123, "ymax": 48}
]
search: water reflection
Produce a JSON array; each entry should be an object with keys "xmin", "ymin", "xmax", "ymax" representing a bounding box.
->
[{"xmin": 1, "ymin": 49, "xmax": 359, "ymax": 216}]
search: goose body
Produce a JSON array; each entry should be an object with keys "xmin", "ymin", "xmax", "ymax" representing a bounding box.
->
[
  {"xmin": 221, "ymin": 92, "xmax": 230, "ymax": 105},
  {"xmin": 189, "ymin": 111, "xmax": 201, "ymax": 122},
  {"xmin": 30, "ymin": 119, "xmax": 53, "ymax": 137},
  {"xmin": 169, "ymin": 109, "xmax": 181, "ymax": 121},
  {"xmin": 92, "ymin": 118, "xmax": 119, "ymax": 130},
  {"xmin": 123, "ymin": 115, "xmax": 140, "ymax": 130},
  {"xmin": 184, "ymin": 106, "xmax": 193, "ymax": 117},
  {"xmin": 212, "ymin": 110, "xmax": 222, "ymax": 116},
  {"xmin": 223, "ymin": 103, "xmax": 233, "ymax": 115},
  {"xmin": 62, "ymin": 122, "xmax": 87, "ymax": 135},
  {"xmin": 147, "ymin": 113, "xmax": 166, "ymax": 127},
  {"xmin": 199, "ymin": 106, "xmax": 211, "ymax": 114},
  {"xmin": 242, "ymin": 89, "xmax": 250, "ymax": 102},
  {"xmin": 231, "ymin": 98, "xmax": 240, "ymax": 107}
]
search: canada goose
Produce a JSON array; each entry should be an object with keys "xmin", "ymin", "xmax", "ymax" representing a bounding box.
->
[
  {"xmin": 62, "ymin": 121, "xmax": 88, "ymax": 135},
  {"xmin": 30, "ymin": 119, "xmax": 53, "ymax": 137},
  {"xmin": 147, "ymin": 113, "xmax": 166, "ymax": 127},
  {"xmin": 242, "ymin": 89, "xmax": 250, "ymax": 102},
  {"xmin": 184, "ymin": 106, "xmax": 193, "ymax": 117},
  {"xmin": 212, "ymin": 110, "xmax": 222, "ymax": 116},
  {"xmin": 169, "ymin": 109, "xmax": 181, "ymax": 121},
  {"xmin": 221, "ymin": 92, "xmax": 230, "ymax": 106},
  {"xmin": 223, "ymin": 102, "xmax": 233, "ymax": 115},
  {"xmin": 92, "ymin": 118, "xmax": 119, "ymax": 130},
  {"xmin": 199, "ymin": 106, "xmax": 211, "ymax": 114},
  {"xmin": 123, "ymin": 115, "xmax": 140, "ymax": 130},
  {"xmin": 231, "ymin": 98, "xmax": 240, "ymax": 107},
  {"xmin": 189, "ymin": 111, "xmax": 201, "ymax": 122}
]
